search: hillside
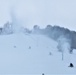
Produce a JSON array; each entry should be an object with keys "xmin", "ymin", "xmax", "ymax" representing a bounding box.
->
[{"xmin": 0, "ymin": 32, "xmax": 76, "ymax": 74}]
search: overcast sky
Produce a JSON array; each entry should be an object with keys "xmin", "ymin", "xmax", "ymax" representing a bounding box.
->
[{"xmin": 0, "ymin": 0, "xmax": 76, "ymax": 31}]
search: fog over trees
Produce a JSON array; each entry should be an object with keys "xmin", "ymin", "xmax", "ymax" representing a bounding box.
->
[
  {"xmin": 0, "ymin": 22, "xmax": 76, "ymax": 53},
  {"xmin": 31, "ymin": 24, "xmax": 76, "ymax": 53}
]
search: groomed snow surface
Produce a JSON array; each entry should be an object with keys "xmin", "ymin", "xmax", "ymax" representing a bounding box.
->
[{"xmin": 0, "ymin": 32, "xmax": 76, "ymax": 75}]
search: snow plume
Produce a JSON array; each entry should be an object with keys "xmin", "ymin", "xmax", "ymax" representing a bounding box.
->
[
  {"xmin": 57, "ymin": 35, "xmax": 71, "ymax": 54},
  {"xmin": 10, "ymin": 7, "xmax": 22, "ymax": 33}
]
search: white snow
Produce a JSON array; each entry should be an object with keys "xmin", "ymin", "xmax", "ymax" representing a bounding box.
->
[{"xmin": 0, "ymin": 32, "xmax": 76, "ymax": 74}]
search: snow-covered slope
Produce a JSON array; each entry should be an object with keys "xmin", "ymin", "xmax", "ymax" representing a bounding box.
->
[{"xmin": 0, "ymin": 33, "xmax": 76, "ymax": 74}]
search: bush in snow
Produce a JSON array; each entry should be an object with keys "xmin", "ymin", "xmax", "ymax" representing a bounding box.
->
[
  {"xmin": 24, "ymin": 28, "xmax": 32, "ymax": 34},
  {"xmin": 68, "ymin": 63, "xmax": 74, "ymax": 67},
  {"xmin": 33, "ymin": 25, "xmax": 40, "ymax": 30},
  {"xmin": 49, "ymin": 52, "xmax": 52, "ymax": 55},
  {"xmin": 0, "ymin": 28, "xmax": 3, "ymax": 34},
  {"xmin": 28, "ymin": 46, "xmax": 31, "ymax": 49},
  {"xmin": 42, "ymin": 73, "xmax": 44, "ymax": 75},
  {"xmin": 14, "ymin": 45, "xmax": 16, "ymax": 48},
  {"xmin": 2, "ymin": 22, "xmax": 13, "ymax": 34},
  {"xmin": 32, "ymin": 25, "xmax": 41, "ymax": 34},
  {"xmin": 45, "ymin": 25, "xmax": 52, "ymax": 30}
]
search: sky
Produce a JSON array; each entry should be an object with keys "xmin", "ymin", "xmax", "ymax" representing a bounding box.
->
[{"xmin": 0, "ymin": 0, "xmax": 76, "ymax": 31}]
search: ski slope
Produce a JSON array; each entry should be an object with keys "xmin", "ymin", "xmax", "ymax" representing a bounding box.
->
[{"xmin": 0, "ymin": 32, "xmax": 76, "ymax": 74}]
